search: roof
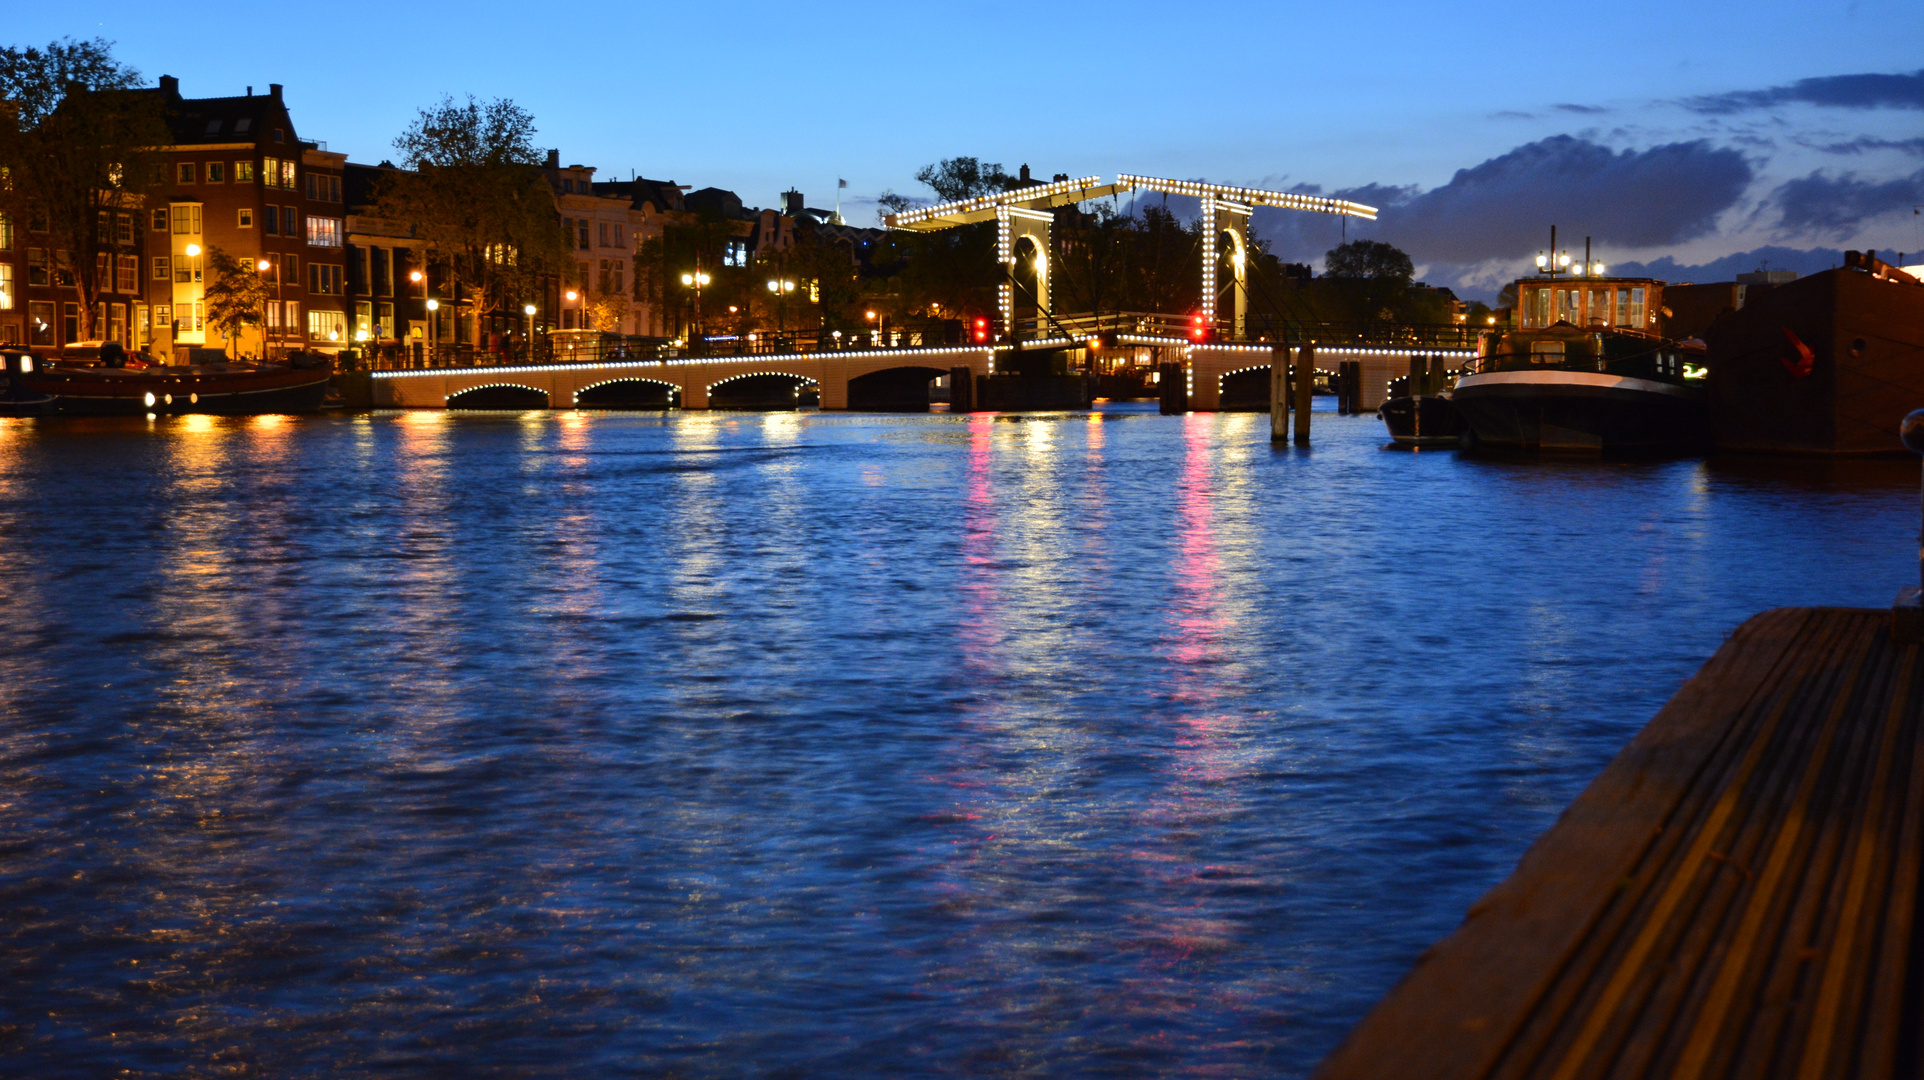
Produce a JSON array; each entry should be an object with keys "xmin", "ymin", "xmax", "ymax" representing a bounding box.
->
[{"xmin": 591, "ymin": 178, "xmax": 686, "ymax": 214}]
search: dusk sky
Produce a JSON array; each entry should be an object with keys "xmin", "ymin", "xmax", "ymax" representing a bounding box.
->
[{"xmin": 22, "ymin": 0, "xmax": 1924, "ymax": 298}]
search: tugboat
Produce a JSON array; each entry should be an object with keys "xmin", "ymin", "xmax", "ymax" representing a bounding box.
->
[
  {"xmin": 10, "ymin": 342, "xmax": 332, "ymax": 416},
  {"xmin": 1451, "ymin": 233, "xmax": 1709, "ymax": 452}
]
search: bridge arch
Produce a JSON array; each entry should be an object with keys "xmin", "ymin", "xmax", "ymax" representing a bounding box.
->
[
  {"xmin": 1217, "ymin": 364, "xmax": 1273, "ymax": 411},
  {"xmin": 448, "ymin": 383, "xmax": 551, "ymax": 409},
  {"xmin": 707, "ymin": 370, "xmax": 820, "ymax": 409},
  {"xmin": 575, "ymin": 377, "xmax": 681, "ymax": 409},
  {"xmin": 846, "ymin": 364, "xmax": 952, "ymax": 412}
]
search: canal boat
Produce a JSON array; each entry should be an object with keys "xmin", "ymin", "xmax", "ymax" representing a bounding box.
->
[
  {"xmin": 11, "ymin": 343, "xmax": 332, "ymax": 416},
  {"xmin": 1451, "ymin": 244, "xmax": 1710, "ymax": 452},
  {"xmin": 1702, "ymin": 253, "xmax": 1924, "ymax": 455},
  {"xmin": 1378, "ymin": 391, "xmax": 1469, "ymax": 448}
]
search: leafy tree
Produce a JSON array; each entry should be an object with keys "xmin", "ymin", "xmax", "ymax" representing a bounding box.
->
[
  {"xmin": 201, "ymin": 246, "xmax": 272, "ymax": 356},
  {"xmin": 0, "ymin": 38, "xmax": 167, "ymax": 342},
  {"xmin": 914, "ymin": 157, "xmax": 1015, "ymax": 202},
  {"xmin": 372, "ymin": 95, "xmax": 570, "ymax": 336},
  {"xmin": 1322, "ymin": 239, "xmax": 1416, "ymax": 323}
]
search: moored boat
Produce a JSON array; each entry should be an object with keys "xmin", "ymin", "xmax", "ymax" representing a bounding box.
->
[
  {"xmin": 1453, "ymin": 260, "xmax": 1709, "ymax": 452},
  {"xmin": 7, "ymin": 342, "xmax": 331, "ymax": 416},
  {"xmin": 1378, "ymin": 388, "xmax": 1469, "ymax": 448}
]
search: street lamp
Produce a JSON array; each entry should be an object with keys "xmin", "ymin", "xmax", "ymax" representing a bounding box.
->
[
  {"xmin": 766, "ymin": 278, "xmax": 795, "ymax": 337},
  {"xmin": 425, "ymin": 297, "xmax": 440, "ymax": 366},
  {"xmin": 524, "ymin": 302, "xmax": 538, "ymax": 363},
  {"xmin": 679, "ymin": 269, "xmax": 709, "ymax": 347},
  {"xmin": 257, "ymin": 257, "xmax": 282, "ymax": 359}
]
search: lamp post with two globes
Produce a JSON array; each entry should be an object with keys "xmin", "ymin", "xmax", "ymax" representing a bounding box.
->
[{"xmin": 679, "ymin": 269, "xmax": 709, "ymax": 352}]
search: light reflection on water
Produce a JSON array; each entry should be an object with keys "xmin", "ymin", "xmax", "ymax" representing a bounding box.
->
[{"xmin": 0, "ymin": 402, "xmax": 1912, "ymax": 1077}]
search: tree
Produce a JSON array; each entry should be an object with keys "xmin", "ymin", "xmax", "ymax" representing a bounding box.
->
[
  {"xmin": 1322, "ymin": 239, "xmax": 1416, "ymax": 323},
  {"xmin": 372, "ymin": 96, "xmax": 570, "ymax": 337},
  {"xmin": 914, "ymin": 157, "xmax": 1016, "ymax": 202},
  {"xmin": 202, "ymin": 246, "xmax": 272, "ymax": 356},
  {"xmin": 0, "ymin": 38, "xmax": 167, "ymax": 342}
]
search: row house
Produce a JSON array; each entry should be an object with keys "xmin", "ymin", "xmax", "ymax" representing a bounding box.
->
[
  {"xmin": 342, "ymin": 163, "xmax": 429, "ymax": 362},
  {"xmin": 0, "ymin": 77, "xmax": 351, "ymax": 359}
]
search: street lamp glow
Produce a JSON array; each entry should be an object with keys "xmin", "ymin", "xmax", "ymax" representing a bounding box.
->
[
  {"xmin": 767, "ymin": 280, "xmax": 779, "ymax": 293},
  {"xmin": 425, "ymin": 299, "xmax": 440, "ymax": 311},
  {"xmin": 257, "ymin": 259, "xmax": 271, "ymax": 272},
  {"xmin": 409, "ymin": 270, "xmax": 422, "ymax": 283},
  {"xmin": 355, "ymin": 329, "xmax": 369, "ymax": 343},
  {"xmin": 184, "ymin": 243, "xmax": 201, "ymax": 257},
  {"xmin": 524, "ymin": 304, "xmax": 537, "ymax": 316},
  {"xmin": 565, "ymin": 289, "xmax": 578, "ymax": 302}
]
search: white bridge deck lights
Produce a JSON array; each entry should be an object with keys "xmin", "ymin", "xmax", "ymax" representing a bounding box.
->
[{"xmin": 885, "ymin": 173, "xmax": 1378, "ymax": 341}]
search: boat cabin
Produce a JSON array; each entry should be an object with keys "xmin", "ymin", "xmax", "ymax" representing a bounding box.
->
[{"xmin": 1515, "ymin": 275, "xmax": 1663, "ymax": 333}]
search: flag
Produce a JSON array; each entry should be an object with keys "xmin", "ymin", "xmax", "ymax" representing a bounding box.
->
[{"xmin": 838, "ymin": 178, "xmax": 848, "ymax": 189}]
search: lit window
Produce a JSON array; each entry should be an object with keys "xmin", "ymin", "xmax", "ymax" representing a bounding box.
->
[
  {"xmin": 117, "ymin": 256, "xmax": 137, "ymax": 293},
  {"xmin": 238, "ymin": 208, "xmax": 253, "ymax": 228},
  {"xmin": 305, "ymin": 217, "xmax": 342, "ymax": 247},
  {"xmin": 0, "ymin": 264, "xmax": 13, "ymax": 310},
  {"xmin": 235, "ymin": 161, "xmax": 255, "ymax": 183},
  {"xmin": 280, "ymin": 160, "xmax": 296, "ymax": 189},
  {"xmin": 155, "ymin": 304, "xmax": 172, "ymax": 328},
  {"xmin": 307, "ymin": 308, "xmax": 346, "ymax": 342},
  {"xmin": 170, "ymin": 204, "xmax": 202, "ymax": 235},
  {"xmin": 153, "ymin": 256, "xmax": 170, "ymax": 280}
]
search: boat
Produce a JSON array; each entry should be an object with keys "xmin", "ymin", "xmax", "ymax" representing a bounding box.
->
[
  {"xmin": 1378, "ymin": 390, "xmax": 1469, "ymax": 447},
  {"xmin": 1451, "ymin": 252, "xmax": 1710, "ymax": 453},
  {"xmin": 0, "ymin": 350, "xmax": 57, "ymax": 417},
  {"xmin": 6, "ymin": 342, "xmax": 332, "ymax": 416},
  {"xmin": 1701, "ymin": 254, "xmax": 1924, "ymax": 455}
]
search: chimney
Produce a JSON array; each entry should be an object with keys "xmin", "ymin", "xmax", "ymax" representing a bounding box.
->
[
  {"xmin": 783, "ymin": 189, "xmax": 803, "ymax": 216},
  {"xmin": 1019, "ymin": 163, "xmax": 1031, "ymax": 184},
  {"xmin": 246, "ymin": 86, "xmax": 253, "ymax": 96},
  {"xmin": 158, "ymin": 74, "xmax": 179, "ymax": 97},
  {"xmin": 269, "ymin": 83, "xmax": 283, "ymax": 101},
  {"xmin": 546, "ymin": 148, "xmax": 559, "ymax": 169}
]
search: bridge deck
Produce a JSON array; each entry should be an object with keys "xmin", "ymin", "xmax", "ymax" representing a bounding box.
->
[{"xmin": 1317, "ymin": 607, "xmax": 1922, "ymax": 1080}]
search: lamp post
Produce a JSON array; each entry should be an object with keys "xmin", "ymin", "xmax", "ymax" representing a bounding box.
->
[
  {"xmin": 679, "ymin": 268, "xmax": 709, "ymax": 352},
  {"xmin": 409, "ymin": 268, "xmax": 427, "ymax": 366},
  {"xmin": 184, "ymin": 243, "xmax": 203, "ymax": 347},
  {"xmin": 425, "ymin": 297, "xmax": 440, "ymax": 366},
  {"xmin": 524, "ymin": 302, "xmax": 538, "ymax": 363},
  {"xmin": 766, "ymin": 277, "xmax": 795, "ymax": 340},
  {"xmin": 257, "ymin": 258, "xmax": 280, "ymax": 360}
]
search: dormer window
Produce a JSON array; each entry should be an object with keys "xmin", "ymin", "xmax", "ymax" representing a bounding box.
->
[
  {"xmin": 235, "ymin": 118, "xmax": 252, "ymax": 133},
  {"xmin": 274, "ymin": 128, "xmax": 285, "ymax": 143},
  {"xmin": 205, "ymin": 119, "xmax": 222, "ymax": 134}
]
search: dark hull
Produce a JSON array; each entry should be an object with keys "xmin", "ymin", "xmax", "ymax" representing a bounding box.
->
[
  {"xmin": 1378, "ymin": 394, "xmax": 1467, "ymax": 447},
  {"xmin": 1453, "ymin": 370, "xmax": 1709, "ymax": 452},
  {"xmin": 21, "ymin": 367, "xmax": 332, "ymax": 416}
]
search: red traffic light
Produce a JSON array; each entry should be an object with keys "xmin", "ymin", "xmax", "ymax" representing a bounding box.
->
[
  {"xmin": 972, "ymin": 317, "xmax": 989, "ymax": 343},
  {"xmin": 1190, "ymin": 315, "xmax": 1208, "ymax": 341}
]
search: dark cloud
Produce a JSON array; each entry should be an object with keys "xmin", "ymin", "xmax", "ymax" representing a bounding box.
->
[
  {"xmin": 1771, "ymin": 168, "xmax": 1924, "ymax": 236},
  {"xmin": 1554, "ymin": 103, "xmax": 1608, "ymax": 114},
  {"xmin": 1378, "ymin": 136, "xmax": 1750, "ymax": 262},
  {"xmin": 1253, "ymin": 136, "xmax": 1751, "ymax": 271},
  {"xmin": 1489, "ymin": 110, "xmax": 1535, "ymax": 120},
  {"xmin": 1686, "ymin": 70, "xmax": 1924, "ymax": 113},
  {"xmin": 1811, "ymin": 135, "xmax": 1924, "ymax": 155},
  {"xmin": 1604, "ymin": 246, "xmax": 1847, "ymax": 283}
]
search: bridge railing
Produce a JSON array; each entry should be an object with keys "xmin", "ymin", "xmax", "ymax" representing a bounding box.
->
[{"xmin": 1009, "ymin": 313, "xmax": 1489, "ymax": 350}]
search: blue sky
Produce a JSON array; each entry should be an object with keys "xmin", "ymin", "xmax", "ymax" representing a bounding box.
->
[{"xmin": 21, "ymin": 0, "xmax": 1924, "ymax": 297}]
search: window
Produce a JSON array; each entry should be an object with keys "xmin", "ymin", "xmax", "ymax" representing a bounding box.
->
[
  {"xmin": 63, "ymin": 303, "xmax": 78, "ymax": 342},
  {"xmin": 723, "ymin": 240, "xmax": 747, "ymax": 267},
  {"xmin": 235, "ymin": 118, "xmax": 251, "ymax": 133},
  {"xmin": 238, "ymin": 208, "xmax": 253, "ymax": 228},
  {"xmin": 27, "ymin": 248, "xmax": 48, "ymax": 287},
  {"xmin": 577, "ymin": 220, "xmax": 589, "ymax": 249},
  {"xmin": 29, "ymin": 301, "xmax": 54, "ymax": 345},
  {"xmin": 264, "ymin": 205, "xmax": 279, "ymax": 235},
  {"xmin": 348, "ymin": 245, "xmax": 368, "ymax": 291},
  {"xmin": 598, "ymin": 221, "xmax": 609, "ymax": 248},
  {"xmin": 153, "ymin": 256, "xmax": 170, "ymax": 281},
  {"xmin": 280, "ymin": 160, "xmax": 296, "ymax": 189},
  {"xmin": 0, "ymin": 213, "xmax": 11, "ymax": 250},
  {"xmin": 205, "ymin": 119, "xmax": 222, "ymax": 135},
  {"xmin": 303, "ymin": 173, "xmax": 341, "ymax": 202},
  {"xmin": 0, "ymin": 264, "xmax": 12, "ymax": 310},
  {"xmin": 307, "ymin": 308, "xmax": 345, "ymax": 343},
  {"xmin": 306, "ymin": 216, "xmax": 342, "ymax": 247},
  {"xmin": 116, "ymin": 256, "xmax": 137, "ymax": 293},
  {"xmin": 308, "ymin": 263, "xmax": 342, "ymax": 294},
  {"xmin": 355, "ymin": 301, "xmax": 372, "ymax": 337},
  {"xmin": 263, "ymin": 156, "xmax": 280, "ymax": 186},
  {"xmin": 273, "ymin": 128, "xmax": 285, "ymax": 143},
  {"xmin": 170, "ymin": 204, "xmax": 202, "ymax": 235},
  {"xmin": 286, "ymin": 206, "xmax": 299, "ymax": 232},
  {"xmin": 235, "ymin": 160, "xmax": 255, "ymax": 183},
  {"xmin": 284, "ymin": 301, "xmax": 299, "ymax": 333},
  {"xmin": 207, "ymin": 162, "xmax": 225, "ymax": 183},
  {"xmin": 109, "ymin": 303, "xmax": 126, "ymax": 344},
  {"xmin": 305, "ymin": 172, "xmax": 316, "ymax": 199},
  {"xmin": 265, "ymin": 302, "xmax": 279, "ymax": 330},
  {"xmin": 1616, "ymin": 288, "xmax": 1632, "ymax": 327},
  {"xmin": 284, "ymin": 255, "xmax": 296, "ymax": 286},
  {"xmin": 116, "ymin": 214, "xmax": 133, "ymax": 244},
  {"xmin": 1629, "ymin": 288, "xmax": 1646, "ymax": 327},
  {"xmin": 177, "ymin": 162, "xmax": 196, "ymax": 184},
  {"xmin": 370, "ymin": 247, "xmax": 390, "ymax": 295},
  {"xmin": 154, "ymin": 304, "xmax": 171, "ymax": 327},
  {"xmin": 259, "ymin": 253, "xmax": 278, "ymax": 285},
  {"xmin": 152, "ymin": 208, "xmax": 168, "ymax": 231},
  {"xmin": 377, "ymin": 302, "xmax": 394, "ymax": 338}
]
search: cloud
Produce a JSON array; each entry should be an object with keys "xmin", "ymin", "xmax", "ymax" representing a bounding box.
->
[
  {"xmin": 1603, "ymin": 246, "xmax": 1847, "ymax": 282},
  {"xmin": 1373, "ymin": 136, "xmax": 1751, "ymax": 263},
  {"xmin": 1554, "ymin": 103, "xmax": 1608, "ymax": 115},
  {"xmin": 1685, "ymin": 70, "xmax": 1924, "ymax": 113},
  {"xmin": 1771, "ymin": 168, "xmax": 1924, "ymax": 236},
  {"xmin": 1810, "ymin": 135, "xmax": 1924, "ymax": 156}
]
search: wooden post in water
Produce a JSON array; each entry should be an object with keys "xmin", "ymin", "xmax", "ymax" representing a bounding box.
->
[
  {"xmin": 1270, "ymin": 344, "xmax": 1290, "ymax": 442},
  {"xmin": 1294, "ymin": 342, "xmax": 1314, "ymax": 446},
  {"xmin": 1159, "ymin": 361, "xmax": 1188, "ymax": 415},
  {"xmin": 948, "ymin": 366, "xmax": 974, "ymax": 413},
  {"xmin": 1334, "ymin": 361, "xmax": 1349, "ymax": 414},
  {"xmin": 1347, "ymin": 360, "xmax": 1364, "ymax": 414}
]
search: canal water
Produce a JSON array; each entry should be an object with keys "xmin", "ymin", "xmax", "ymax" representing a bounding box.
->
[{"xmin": 0, "ymin": 403, "xmax": 1912, "ymax": 1077}]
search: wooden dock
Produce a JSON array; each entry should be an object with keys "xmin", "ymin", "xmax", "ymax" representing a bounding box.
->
[{"xmin": 1317, "ymin": 607, "xmax": 1922, "ymax": 1080}]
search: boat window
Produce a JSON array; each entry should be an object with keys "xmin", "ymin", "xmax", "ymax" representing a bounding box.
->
[
  {"xmin": 1529, "ymin": 341, "xmax": 1565, "ymax": 362},
  {"xmin": 1533, "ymin": 289, "xmax": 1551, "ymax": 329},
  {"xmin": 1616, "ymin": 288, "xmax": 1631, "ymax": 326},
  {"xmin": 1630, "ymin": 288, "xmax": 1646, "ymax": 327}
]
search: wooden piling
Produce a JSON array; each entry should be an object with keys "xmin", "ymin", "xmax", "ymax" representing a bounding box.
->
[
  {"xmin": 1270, "ymin": 345, "xmax": 1290, "ymax": 441},
  {"xmin": 948, "ymin": 366, "xmax": 974, "ymax": 413},
  {"xmin": 1293, "ymin": 343, "xmax": 1314, "ymax": 445},
  {"xmin": 1159, "ymin": 361, "xmax": 1188, "ymax": 415}
]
